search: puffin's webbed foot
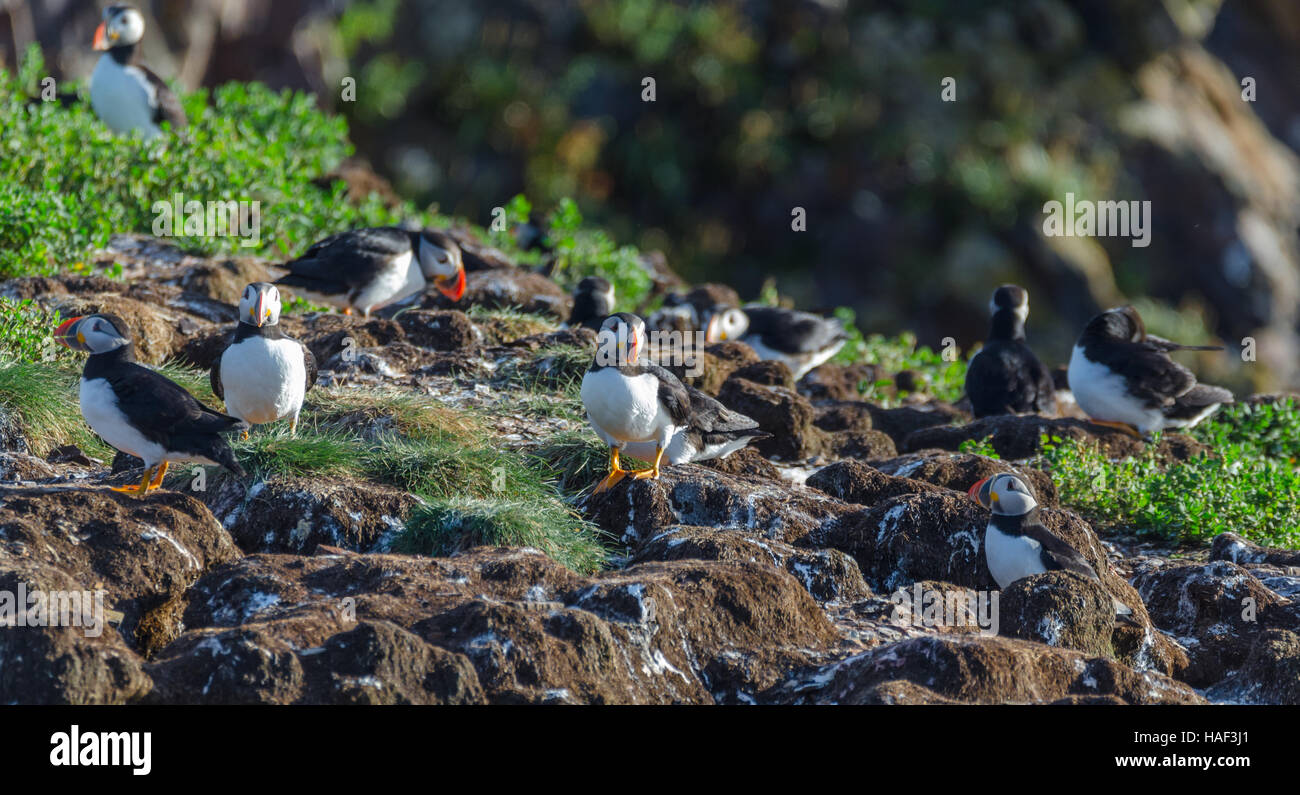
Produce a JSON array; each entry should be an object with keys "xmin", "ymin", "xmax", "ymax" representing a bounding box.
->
[
  {"xmin": 628, "ymin": 445, "xmax": 666, "ymax": 481},
  {"xmin": 1088, "ymin": 419, "xmax": 1143, "ymax": 440},
  {"xmin": 111, "ymin": 465, "xmax": 156, "ymax": 496},
  {"xmin": 593, "ymin": 446, "xmax": 629, "ymax": 494}
]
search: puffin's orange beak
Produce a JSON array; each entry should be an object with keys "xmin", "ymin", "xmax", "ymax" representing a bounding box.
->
[
  {"xmin": 253, "ymin": 293, "xmax": 266, "ymax": 327},
  {"xmin": 437, "ymin": 267, "xmax": 466, "ymax": 301},
  {"xmin": 92, "ymin": 22, "xmax": 109, "ymax": 51},
  {"xmin": 968, "ymin": 476, "xmax": 991, "ymax": 508},
  {"xmin": 705, "ymin": 314, "xmax": 724, "ymax": 343},
  {"xmin": 54, "ymin": 316, "xmax": 85, "ymax": 348}
]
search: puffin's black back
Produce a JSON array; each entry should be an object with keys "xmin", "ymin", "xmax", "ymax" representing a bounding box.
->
[{"xmin": 276, "ymin": 227, "xmax": 415, "ymax": 296}]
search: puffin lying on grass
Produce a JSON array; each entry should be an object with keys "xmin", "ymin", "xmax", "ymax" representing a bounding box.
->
[
  {"xmin": 89, "ymin": 4, "xmax": 187, "ymax": 139},
  {"xmin": 1067, "ymin": 306, "xmax": 1232, "ymax": 438},
  {"xmin": 276, "ymin": 227, "xmax": 466, "ymax": 317},
  {"xmin": 969, "ymin": 473, "xmax": 1134, "ymax": 620},
  {"xmin": 965, "ymin": 284, "xmax": 1056, "ymax": 418},
  {"xmin": 55, "ymin": 314, "xmax": 245, "ymax": 495},
  {"xmin": 704, "ymin": 304, "xmax": 848, "ymax": 380},
  {"xmin": 581, "ymin": 313, "xmax": 690, "ymax": 493},
  {"xmin": 212, "ymin": 283, "xmax": 317, "ymax": 438}
]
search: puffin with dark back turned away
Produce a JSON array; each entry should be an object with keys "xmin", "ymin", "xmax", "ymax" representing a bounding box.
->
[
  {"xmin": 704, "ymin": 304, "xmax": 848, "ymax": 380},
  {"xmin": 965, "ymin": 285, "xmax": 1056, "ymax": 417},
  {"xmin": 89, "ymin": 5, "xmax": 187, "ymax": 139},
  {"xmin": 275, "ymin": 227, "xmax": 466, "ymax": 317},
  {"xmin": 55, "ymin": 314, "xmax": 245, "ymax": 495},
  {"xmin": 211, "ymin": 283, "xmax": 317, "ymax": 438},
  {"xmin": 1067, "ymin": 306, "xmax": 1232, "ymax": 438}
]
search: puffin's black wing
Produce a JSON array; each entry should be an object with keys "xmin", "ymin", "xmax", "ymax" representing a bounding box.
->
[
  {"xmin": 209, "ymin": 356, "xmax": 224, "ymax": 402},
  {"xmin": 1166, "ymin": 383, "xmax": 1233, "ymax": 419},
  {"xmin": 1020, "ymin": 512, "xmax": 1098, "ymax": 581},
  {"xmin": 685, "ymin": 386, "xmax": 769, "ymax": 444},
  {"xmin": 966, "ymin": 341, "xmax": 1055, "ymax": 417},
  {"xmin": 1144, "ymin": 335, "xmax": 1223, "ymax": 354},
  {"xmin": 106, "ymin": 363, "xmax": 244, "ymax": 445},
  {"xmin": 1111, "ymin": 342, "xmax": 1198, "ymax": 408},
  {"xmin": 277, "ymin": 227, "xmax": 413, "ymax": 295},
  {"xmin": 647, "ymin": 364, "xmax": 692, "ymax": 426},
  {"xmin": 300, "ymin": 338, "xmax": 318, "ymax": 394},
  {"xmin": 129, "ymin": 64, "xmax": 187, "ymax": 130},
  {"xmin": 741, "ymin": 305, "xmax": 847, "ymax": 354}
]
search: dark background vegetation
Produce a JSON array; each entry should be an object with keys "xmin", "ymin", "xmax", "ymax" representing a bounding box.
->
[{"xmin": 3, "ymin": 0, "xmax": 1299, "ymax": 391}]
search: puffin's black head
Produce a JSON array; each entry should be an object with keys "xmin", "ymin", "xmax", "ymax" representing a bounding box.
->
[
  {"xmin": 575, "ymin": 276, "xmax": 614, "ymax": 312},
  {"xmin": 1084, "ymin": 306, "xmax": 1145, "ymax": 343},
  {"xmin": 703, "ymin": 305, "xmax": 748, "ymax": 343},
  {"xmin": 54, "ymin": 313, "xmax": 132, "ymax": 355},
  {"xmin": 238, "ymin": 282, "xmax": 282, "ymax": 327},
  {"xmin": 967, "ymin": 472, "xmax": 1038, "ymax": 516},
  {"xmin": 415, "ymin": 230, "xmax": 466, "ymax": 301},
  {"xmin": 94, "ymin": 5, "xmax": 144, "ymax": 51},
  {"xmin": 990, "ymin": 284, "xmax": 1028, "ymax": 316},
  {"xmin": 595, "ymin": 312, "xmax": 647, "ymax": 366}
]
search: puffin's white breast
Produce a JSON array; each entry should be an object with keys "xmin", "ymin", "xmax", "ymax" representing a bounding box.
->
[
  {"xmin": 80, "ymin": 377, "xmax": 166, "ymax": 464},
  {"xmin": 220, "ymin": 336, "xmax": 306, "ymax": 425},
  {"xmin": 984, "ymin": 524, "xmax": 1047, "ymax": 590},
  {"xmin": 745, "ymin": 335, "xmax": 841, "ymax": 380},
  {"xmin": 90, "ymin": 56, "xmax": 161, "ymax": 138},
  {"xmin": 352, "ymin": 251, "xmax": 422, "ymax": 314},
  {"xmin": 1067, "ymin": 344, "xmax": 1164, "ymax": 431},
  {"xmin": 580, "ymin": 367, "xmax": 675, "ymax": 445}
]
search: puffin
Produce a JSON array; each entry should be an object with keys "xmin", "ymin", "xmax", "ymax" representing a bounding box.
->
[
  {"xmin": 964, "ymin": 284, "xmax": 1056, "ymax": 417},
  {"xmin": 969, "ymin": 473, "xmax": 1134, "ymax": 619},
  {"xmin": 89, "ymin": 5, "xmax": 187, "ymax": 139},
  {"xmin": 567, "ymin": 276, "xmax": 615, "ymax": 331},
  {"xmin": 275, "ymin": 227, "xmax": 466, "ymax": 317},
  {"xmin": 211, "ymin": 283, "xmax": 317, "ymax": 438},
  {"xmin": 645, "ymin": 292, "xmax": 699, "ymax": 337},
  {"xmin": 621, "ymin": 386, "xmax": 770, "ymax": 466},
  {"xmin": 1067, "ymin": 306, "xmax": 1232, "ymax": 437},
  {"xmin": 704, "ymin": 305, "xmax": 848, "ymax": 380},
  {"xmin": 580, "ymin": 313, "xmax": 691, "ymax": 493},
  {"xmin": 55, "ymin": 314, "xmax": 245, "ymax": 494}
]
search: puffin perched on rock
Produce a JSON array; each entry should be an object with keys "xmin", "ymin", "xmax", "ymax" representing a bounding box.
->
[
  {"xmin": 1068, "ymin": 306, "xmax": 1232, "ymax": 437},
  {"xmin": 704, "ymin": 305, "xmax": 848, "ymax": 380},
  {"xmin": 965, "ymin": 285, "xmax": 1056, "ymax": 417},
  {"xmin": 275, "ymin": 227, "xmax": 466, "ymax": 317},
  {"xmin": 55, "ymin": 314, "xmax": 245, "ymax": 494},
  {"xmin": 622, "ymin": 386, "xmax": 769, "ymax": 466},
  {"xmin": 567, "ymin": 276, "xmax": 615, "ymax": 331},
  {"xmin": 581, "ymin": 313, "xmax": 690, "ymax": 493},
  {"xmin": 89, "ymin": 5, "xmax": 187, "ymax": 139},
  {"xmin": 969, "ymin": 473, "xmax": 1133, "ymax": 619},
  {"xmin": 212, "ymin": 283, "xmax": 317, "ymax": 437}
]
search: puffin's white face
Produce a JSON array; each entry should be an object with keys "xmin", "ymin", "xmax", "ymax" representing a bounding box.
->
[
  {"xmin": 979, "ymin": 473, "xmax": 1038, "ymax": 517},
  {"xmin": 704, "ymin": 307, "xmax": 748, "ymax": 343},
  {"xmin": 94, "ymin": 6, "xmax": 145, "ymax": 50},
  {"xmin": 417, "ymin": 234, "xmax": 467, "ymax": 300},
  {"xmin": 54, "ymin": 315, "xmax": 130, "ymax": 354},
  {"xmin": 596, "ymin": 313, "xmax": 648, "ymax": 366},
  {"xmin": 239, "ymin": 283, "xmax": 281, "ymax": 327}
]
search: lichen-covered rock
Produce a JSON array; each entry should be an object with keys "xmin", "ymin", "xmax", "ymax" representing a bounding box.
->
[
  {"xmin": 398, "ymin": 309, "xmax": 481, "ymax": 351},
  {"xmin": 1206, "ymin": 629, "xmax": 1300, "ymax": 705},
  {"xmin": 806, "ymin": 459, "xmax": 944, "ymax": 507},
  {"xmin": 999, "ymin": 571, "xmax": 1116, "ymax": 658},
  {"xmin": 717, "ymin": 377, "xmax": 820, "ymax": 460}
]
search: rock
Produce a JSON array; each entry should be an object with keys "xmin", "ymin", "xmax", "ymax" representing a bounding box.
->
[
  {"xmin": 177, "ymin": 257, "xmax": 273, "ymax": 303},
  {"xmin": 775, "ymin": 635, "xmax": 1203, "ymax": 705},
  {"xmin": 505, "ymin": 327, "xmax": 596, "ymax": 351},
  {"xmin": 630, "ymin": 525, "xmax": 872, "ymax": 603},
  {"xmin": 685, "ymin": 342, "xmax": 759, "ymax": 395},
  {"xmin": 813, "ymin": 400, "xmax": 874, "ymax": 433},
  {"xmin": 304, "ymin": 620, "xmax": 486, "ymax": 704},
  {"xmin": 730, "ymin": 360, "xmax": 794, "ymax": 389},
  {"xmin": 867, "ymin": 402, "xmax": 967, "ymax": 449},
  {"xmin": 717, "ymin": 377, "xmax": 820, "ymax": 460},
  {"xmin": 0, "ymin": 485, "xmax": 239, "ymax": 655},
  {"xmin": 0, "ymin": 561, "xmax": 152, "ymax": 704},
  {"xmin": 806, "ymin": 460, "xmax": 944, "ymax": 507},
  {"xmin": 0, "ymin": 450, "xmax": 60, "ymax": 481},
  {"xmin": 903, "ymin": 414, "xmax": 1209, "ymax": 461},
  {"xmin": 698, "ymin": 447, "xmax": 780, "ymax": 479},
  {"xmin": 397, "ymin": 309, "xmax": 480, "ymax": 351},
  {"xmin": 999, "ymin": 571, "xmax": 1116, "ymax": 657},
  {"xmin": 586, "ymin": 464, "xmax": 852, "ymax": 546},
  {"xmin": 296, "ymin": 314, "xmax": 406, "ymax": 365},
  {"xmin": 823, "ymin": 430, "xmax": 897, "ymax": 461},
  {"xmin": 799, "ymin": 362, "xmax": 885, "ymax": 401},
  {"xmin": 872, "ymin": 452, "xmax": 1058, "ymax": 507},
  {"xmin": 426, "ymin": 270, "xmax": 570, "ymax": 318},
  {"xmin": 1206, "ymin": 629, "xmax": 1300, "ymax": 705},
  {"xmin": 199, "ymin": 475, "xmax": 420, "ymax": 554},
  {"xmin": 1211, "ymin": 532, "xmax": 1300, "ymax": 567}
]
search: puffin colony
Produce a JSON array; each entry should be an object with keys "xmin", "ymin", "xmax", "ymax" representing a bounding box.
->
[{"xmin": 68, "ymin": 3, "xmax": 1245, "ymax": 614}]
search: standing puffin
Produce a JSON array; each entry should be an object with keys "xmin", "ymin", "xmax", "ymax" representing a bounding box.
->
[
  {"xmin": 704, "ymin": 305, "xmax": 848, "ymax": 380},
  {"xmin": 965, "ymin": 285, "xmax": 1056, "ymax": 417},
  {"xmin": 55, "ymin": 314, "xmax": 245, "ymax": 494},
  {"xmin": 567, "ymin": 276, "xmax": 615, "ymax": 331},
  {"xmin": 581, "ymin": 313, "xmax": 691, "ymax": 493},
  {"xmin": 622, "ymin": 386, "xmax": 769, "ymax": 466},
  {"xmin": 1068, "ymin": 306, "xmax": 1232, "ymax": 437},
  {"xmin": 212, "ymin": 283, "xmax": 317, "ymax": 438},
  {"xmin": 89, "ymin": 5, "xmax": 187, "ymax": 139},
  {"xmin": 968, "ymin": 473, "xmax": 1134, "ymax": 618},
  {"xmin": 275, "ymin": 227, "xmax": 466, "ymax": 317}
]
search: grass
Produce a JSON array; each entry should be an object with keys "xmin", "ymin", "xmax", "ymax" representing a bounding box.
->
[
  {"xmin": 1031, "ymin": 399, "xmax": 1300, "ymax": 548},
  {"xmin": 494, "ymin": 344, "xmax": 590, "ymax": 421},
  {"xmin": 466, "ymin": 304, "xmax": 557, "ymax": 344},
  {"xmin": 832, "ymin": 305, "xmax": 968, "ymax": 404}
]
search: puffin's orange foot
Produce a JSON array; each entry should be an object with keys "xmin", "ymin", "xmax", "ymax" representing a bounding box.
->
[
  {"xmin": 109, "ymin": 483, "xmax": 145, "ymax": 494},
  {"xmin": 1089, "ymin": 419, "xmax": 1143, "ymax": 439},
  {"xmin": 342, "ymin": 307, "xmax": 353, "ymax": 316},
  {"xmin": 629, "ymin": 468, "xmax": 661, "ymax": 481},
  {"xmin": 240, "ymin": 429, "xmax": 250, "ymax": 441},
  {"xmin": 593, "ymin": 468, "xmax": 629, "ymax": 494}
]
